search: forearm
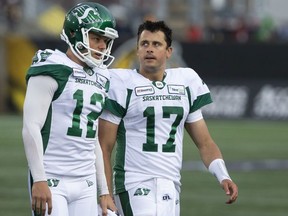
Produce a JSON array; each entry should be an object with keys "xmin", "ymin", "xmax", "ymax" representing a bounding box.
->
[
  {"xmin": 185, "ymin": 119, "xmax": 223, "ymax": 167},
  {"xmin": 22, "ymin": 122, "xmax": 46, "ymax": 182},
  {"xmin": 103, "ymin": 151, "xmax": 113, "ymax": 195},
  {"xmin": 198, "ymin": 142, "xmax": 232, "ymax": 183},
  {"xmin": 98, "ymin": 117, "xmax": 119, "ymax": 196},
  {"xmin": 198, "ymin": 141, "xmax": 223, "ymax": 168},
  {"xmin": 95, "ymin": 137, "xmax": 109, "ymax": 196}
]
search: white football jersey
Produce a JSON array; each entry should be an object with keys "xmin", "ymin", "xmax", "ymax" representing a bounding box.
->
[
  {"xmin": 102, "ymin": 68, "xmax": 212, "ymax": 194},
  {"xmin": 26, "ymin": 49, "xmax": 110, "ymax": 178}
]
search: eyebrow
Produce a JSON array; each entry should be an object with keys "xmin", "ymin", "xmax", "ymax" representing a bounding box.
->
[{"xmin": 140, "ymin": 39, "xmax": 162, "ymax": 44}]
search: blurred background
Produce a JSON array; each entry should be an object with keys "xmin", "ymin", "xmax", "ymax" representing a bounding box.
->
[
  {"xmin": 0, "ymin": 0, "xmax": 288, "ymax": 215},
  {"xmin": 1, "ymin": 0, "xmax": 288, "ymax": 119}
]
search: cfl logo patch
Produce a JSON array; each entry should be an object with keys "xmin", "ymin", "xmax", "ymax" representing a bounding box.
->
[{"xmin": 162, "ymin": 194, "xmax": 172, "ymax": 201}]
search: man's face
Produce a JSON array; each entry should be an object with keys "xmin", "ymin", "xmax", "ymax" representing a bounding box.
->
[
  {"xmin": 87, "ymin": 32, "xmax": 109, "ymax": 60},
  {"xmin": 137, "ymin": 30, "xmax": 172, "ymax": 73}
]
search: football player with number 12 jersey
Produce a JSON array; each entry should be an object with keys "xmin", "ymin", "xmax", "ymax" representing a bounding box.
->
[{"xmin": 22, "ymin": 2, "xmax": 118, "ymax": 216}]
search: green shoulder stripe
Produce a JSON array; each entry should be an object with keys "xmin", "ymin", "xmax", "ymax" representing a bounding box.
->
[
  {"xmin": 104, "ymin": 99, "xmax": 126, "ymax": 117},
  {"xmin": 191, "ymin": 92, "xmax": 213, "ymax": 113},
  {"xmin": 104, "ymin": 89, "xmax": 133, "ymax": 118},
  {"xmin": 26, "ymin": 64, "xmax": 72, "ymax": 101}
]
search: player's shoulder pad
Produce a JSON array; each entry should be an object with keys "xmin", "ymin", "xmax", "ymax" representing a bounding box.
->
[
  {"xmin": 31, "ymin": 49, "xmax": 70, "ymax": 66},
  {"xmin": 26, "ymin": 49, "xmax": 72, "ymax": 82},
  {"xmin": 166, "ymin": 67, "xmax": 198, "ymax": 76},
  {"xmin": 166, "ymin": 67, "xmax": 201, "ymax": 83}
]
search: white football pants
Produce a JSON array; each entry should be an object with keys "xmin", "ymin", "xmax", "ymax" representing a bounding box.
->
[{"xmin": 114, "ymin": 178, "xmax": 180, "ymax": 216}]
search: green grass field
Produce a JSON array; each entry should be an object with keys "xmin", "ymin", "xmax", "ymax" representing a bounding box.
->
[{"xmin": 0, "ymin": 115, "xmax": 288, "ymax": 216}]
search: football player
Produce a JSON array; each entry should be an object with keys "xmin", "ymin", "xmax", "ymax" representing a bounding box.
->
[
  {"xmin": 22, "ymin": 2, "xmax": 118, "ymax": 216},
  {"xmin": 99, "ymin": 20, "xmax": 238, "ymax": 216}
]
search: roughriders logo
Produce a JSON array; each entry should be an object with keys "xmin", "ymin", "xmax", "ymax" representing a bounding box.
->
[{"xmin": 72, "ymin": 4, "xmax": 102, "ymax": 24}]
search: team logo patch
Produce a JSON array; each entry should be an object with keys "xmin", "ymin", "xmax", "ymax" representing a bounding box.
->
[
  {"xmin": 32, "ymin": 50, "xmax": 53, "ymax": 64},
  {"xmin": 135, "ymin": 86, "xmax": 155, "ymax": 96},
  {"xmin": 72, "ymin": 4, "xmax": 102, "ymax": 25},
  {"xmin": 83, "ymin": 67, "xmax": 94, "ymax": 76},
  {"xmin": 152, "ymin": 81, "xmax": 166, "ymax": 89},
  {"xmin": 86, "ymin": 180, "xmax": 94, "ymax": 187},
  {"xmin": 167, "ymin": 85, "xmax": 185, "ymax": 95},
  {"xmin": 134, "ymin": 188, "xmax": 151, "ymax": 196},
  {"xmin": 96, "ymin": 73, "xmax": 108, "ymax": 88},
  {"xmin": 47, "ymin": 179, "xmax": 60, "ymax": 187},
  {"xmin": 73, "ymin": 68, "xmax": 86, "ymax": 78}
]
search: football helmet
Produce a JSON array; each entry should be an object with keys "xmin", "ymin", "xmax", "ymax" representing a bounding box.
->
[{"xmin": 61, "ymin": 2, "xmax": 119, "ymax": 68}]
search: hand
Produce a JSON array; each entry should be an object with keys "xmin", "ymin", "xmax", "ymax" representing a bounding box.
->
[
  {"xmin": 31, "ymin": 181, "xmax": 52, "ymax": 215},
  {"xmin": 221, "ymin": 179, "xmax": 238, "ymax": 204},
  {"xmin": 99, "ymin": 194, "xmax": 118, "ymax": 216}
]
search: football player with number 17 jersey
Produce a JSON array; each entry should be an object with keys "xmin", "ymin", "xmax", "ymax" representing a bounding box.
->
[{"xmin": 99, "ymin": 20, "xmax": 238, "ymax": 216}]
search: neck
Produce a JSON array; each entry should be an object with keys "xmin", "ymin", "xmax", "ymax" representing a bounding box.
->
[
  {"xmin": 66, "ymin": 49, "xmax": 86, "ymax": 67},
  {"xmin": 139, "ymin": 67, "xmax": 166, "ymax": 81}
]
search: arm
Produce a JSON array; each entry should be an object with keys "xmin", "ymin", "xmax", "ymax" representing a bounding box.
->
[
  {"xmin": 185, "ymin": 118, "xmax": 238, "ymax": 204},
  {"xmin": 95, "ymin": 135, "xmax": 117, "ymax": 214},
  {"xmin": 95, "ymin": 135, "xmax": 109, "ymax": 196},
  {"xmin": 98, "ymin": 117, "xmax": 119, "ymax": 196},
  {"xmin": 98, "ymin": 114, "xmax": 120, "ymax": 214},
  {"xmin": 185, "ymin": 119, "xmax": 222, "ymax": 167},
  {"xmin": 22, "ymin": 75, "xmax": 57, "ymax": 215}
]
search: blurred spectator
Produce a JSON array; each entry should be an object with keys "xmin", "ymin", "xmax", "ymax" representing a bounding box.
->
[
  {"xmin": 3, "ymin": 0, "xmax": 22, "ymax": 31},
  {"xmin": 1, "ymin": 0, "xmax": 288, "ymax": 44},
  {"xmin": 256, "ymin": 16, "xmax": 276, "ymax": 42},
  {"xmin": 108, "ymin": 4, "xmax": 133, "ymax": 40},
  {"xmin": 185, "ymin": 24, "xmax": 203, "ymax": 42},
  {"xmin": 234, "ymin": 17, "xmax": 249, "ymax": 43},
  {"xmin": 276, "ymin": 21, "xmax": 288, "ymax": 42}
]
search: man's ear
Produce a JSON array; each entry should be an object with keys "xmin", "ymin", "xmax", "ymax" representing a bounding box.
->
[{"xmin": 166, "ymin": 46, "xmax": 173, "ymax": 59}]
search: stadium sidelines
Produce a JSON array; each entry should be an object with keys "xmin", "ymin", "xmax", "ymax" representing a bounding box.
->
[{"xmin": 182, "ymin": 159, "xmax": 288, "ymax": 171}]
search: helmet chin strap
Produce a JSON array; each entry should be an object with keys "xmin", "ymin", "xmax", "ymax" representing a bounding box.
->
[
  {"xmin": 61, "ymin": 29, "xmax": 115, "ymax": 68},
  {"xmin": 76, "ymin": 42, "xmax": 116, "ymax": 68},
  {"xmin": 75, "ymin": 42, "xmax": 109, "ymax": 69},
  {"xmin": 83, "ymin": 52, "xmax": 106, "ymax": 69}
]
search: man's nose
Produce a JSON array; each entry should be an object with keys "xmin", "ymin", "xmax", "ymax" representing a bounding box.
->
[
  {"xmin": 146, "ymin": 46, "xmax": 153, "ymax": 53},
  {"xmin": 98, "ymin": 39, "xmax": 107, "ymax": 49}
]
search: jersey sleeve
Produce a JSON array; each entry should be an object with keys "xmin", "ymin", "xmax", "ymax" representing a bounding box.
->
[
  {"xmin": 104, "ymin": 70, "xmax": 131, "ymax": 118},
  {"xmin": 186, "ymin": 109, "xmax": 203, "ymax": 123},
  {"xmin": 100, "ymin": 110, "xmax": 122, "ymax": 125},
  {"xmin": 186, "ymin": 68, "xmax": 213, "ymax": 113},
  {"xmin": 26, "ymin": 50, "xmax": 72, "ymax": 101},
  {"xmin": 22, "ymin": 76, "xmax": 58, "ymax": 182}
]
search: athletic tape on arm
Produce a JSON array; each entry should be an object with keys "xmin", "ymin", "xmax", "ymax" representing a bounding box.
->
[{"xmin": 208, "ymin": 159, "xmax": 232, "ymax": 183}]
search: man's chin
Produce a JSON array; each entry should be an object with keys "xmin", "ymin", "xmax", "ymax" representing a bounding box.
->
[{"xmin": 144, "ymin": 66, "xmax": 158, "ymax": 73}]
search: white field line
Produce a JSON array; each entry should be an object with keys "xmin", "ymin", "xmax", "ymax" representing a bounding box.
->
[{"xmin": 182, "ymin": 160, "xmax": 288, "ymax": 172}]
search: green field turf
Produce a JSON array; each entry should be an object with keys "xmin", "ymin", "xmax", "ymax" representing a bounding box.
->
[
  {"xmin": 182, "ymin": 119, "xmax": 288, "ymax": 216},
  {"xmin": 0, "ymin": 115, "xmax": 287, "ymax": 216}
]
